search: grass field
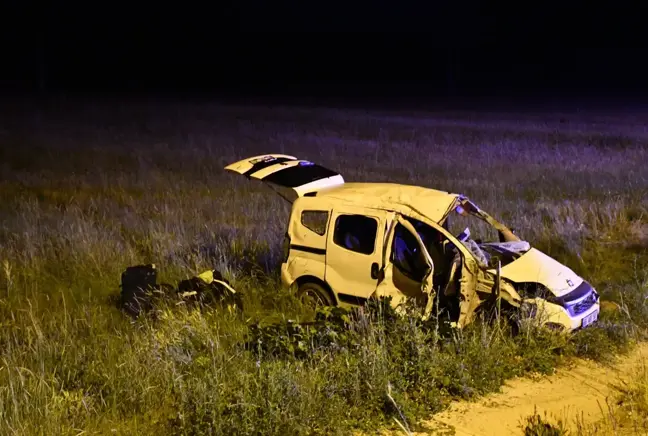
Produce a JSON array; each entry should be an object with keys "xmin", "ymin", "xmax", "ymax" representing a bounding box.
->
[{"xmin": 1, "ymin": 99, "xmax": 647, "ymax": 435}]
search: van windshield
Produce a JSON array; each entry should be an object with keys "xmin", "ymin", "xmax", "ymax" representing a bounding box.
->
[
  {"xmin": 446, "ymin": 204, "xmax": 501, "ymax": 243},
  {"xmin": 444, "ymin": 203, "xmax": 530, "ymax": 268}
]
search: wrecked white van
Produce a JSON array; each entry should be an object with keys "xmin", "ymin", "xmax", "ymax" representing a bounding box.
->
[{"xmin": 225, "ymin": 154, "xmax": 600, "ymax": 332}]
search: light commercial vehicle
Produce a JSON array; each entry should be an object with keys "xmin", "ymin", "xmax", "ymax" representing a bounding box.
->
[{"xmin": 225, "ymin": 154, "xmax": 600, "ymax": 331}]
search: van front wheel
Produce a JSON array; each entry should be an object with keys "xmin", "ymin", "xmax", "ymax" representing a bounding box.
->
[{"xmin": 297, "ymin": 282, "xmax": 334, "ymax": 309}]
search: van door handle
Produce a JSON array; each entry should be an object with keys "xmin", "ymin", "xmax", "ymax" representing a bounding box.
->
[{"xmin": 371, "ymin": 262, "xmax": 380, "ymax": 279}]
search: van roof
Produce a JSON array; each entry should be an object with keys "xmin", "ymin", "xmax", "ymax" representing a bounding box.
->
[
  {"xmin": 312, "ymin": 182, "xmax": 460, "ymax": 223},
  {"xmin": 223, "ymin": 155, "xmax": 461, "ymax": 222}
]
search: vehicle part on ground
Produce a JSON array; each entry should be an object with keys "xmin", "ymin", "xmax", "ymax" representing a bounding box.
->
[
  {"xmin": 119, "ymin": 264, "xmax": 242, "ymax": 317},
  {"xmin": 177, "ymin": 268, "xmax": 242, "ymax": 310},
  {"xmin": 120, "ymin": 264, "xmax": 160, "ymax": 317}
]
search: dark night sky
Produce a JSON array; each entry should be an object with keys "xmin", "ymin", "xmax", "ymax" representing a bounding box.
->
[{"xmin": 1, "ymin": 1, "xmax": 647, "ymax": 105}]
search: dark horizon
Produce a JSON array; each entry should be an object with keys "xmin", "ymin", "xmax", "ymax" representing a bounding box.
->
[{"xmin": 2, "ymin": 2, "xmax": 648, "ymax": 111}]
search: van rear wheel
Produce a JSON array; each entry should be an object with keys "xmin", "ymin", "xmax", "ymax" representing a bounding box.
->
[{"xmin": 297, "ymin": 282, "xmax": 334, "ymax": 309}]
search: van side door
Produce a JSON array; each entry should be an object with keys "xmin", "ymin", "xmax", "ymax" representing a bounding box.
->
[
  {"xmin": 282, "ymin": 201, "xmax": 332, "ymax": 283},
  {"xmin": 325, "ymin": 207, "xmax": 388, "ymax": 304}
]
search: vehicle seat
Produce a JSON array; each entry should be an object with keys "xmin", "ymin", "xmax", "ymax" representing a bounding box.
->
[{"xmin": 344, "ymin": 232, "xmax": 361, "ymax": 251}]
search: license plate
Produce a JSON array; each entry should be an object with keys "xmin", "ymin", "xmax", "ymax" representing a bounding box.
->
[{"xmin": 581, "ymin": 309, "xmax": 599, "ymax": 328}]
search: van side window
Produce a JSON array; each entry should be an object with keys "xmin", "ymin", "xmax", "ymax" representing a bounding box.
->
[
  {"xmin": 301, "ymin": 210, "xmax": 329, "ymax": 236},
  {"xmin": 333, "ymin": 214, "xmax": 378, "ymax": 255}
]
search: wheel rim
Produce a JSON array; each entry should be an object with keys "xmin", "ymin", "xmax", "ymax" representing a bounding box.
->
[{"xmin": 300, "ymin": 289, "xmax": 327, "ymax": 308}]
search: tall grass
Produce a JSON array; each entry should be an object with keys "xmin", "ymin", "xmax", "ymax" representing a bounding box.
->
[{"xmin": 1, "ymin": 100, "xmax": 647, "ymax": 434}]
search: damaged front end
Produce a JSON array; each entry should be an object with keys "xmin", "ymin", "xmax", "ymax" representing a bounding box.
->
[
  {"xmin": 514, "ymin": 280, "xmax": 600, "ymax": 331},
  {"xmin": 445, "ymin": 197, "xmax": 600, "ymax": 332}
]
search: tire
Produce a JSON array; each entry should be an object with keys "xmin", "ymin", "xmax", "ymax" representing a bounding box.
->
[
  {"xmin": 478, "ymin": 300, "xmax": 522, "ymax": 336},
  {"xmin": 502, "ymin": 301, "xmax": 539, "ymax": 336},
  {"xmin": 297, "ymin": 282, "xmax": 335, "ymax": 309}
]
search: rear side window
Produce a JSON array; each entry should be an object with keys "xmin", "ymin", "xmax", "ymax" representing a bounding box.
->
[
  {"xmin": 301, "ymin": 210, "xmax": 329, "ymax": 236},
  {"xmin": 333, "ymin": 214, "xmax": 378, "ymax": 255}
]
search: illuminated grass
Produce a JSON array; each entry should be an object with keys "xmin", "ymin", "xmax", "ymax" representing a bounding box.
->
[{"xmin": 0, "ymin": 101, "xmax": 647, "ymax": 434}]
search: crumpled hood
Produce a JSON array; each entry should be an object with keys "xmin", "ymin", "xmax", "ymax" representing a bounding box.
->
[{"xmin": 492, "ymin": 248, "xmax": 583, "ymax": 297}]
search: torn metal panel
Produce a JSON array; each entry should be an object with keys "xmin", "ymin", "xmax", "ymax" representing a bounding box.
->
[
  {"xmin": 457, "ymin": 254, "xmax": 480, "ymax": 328},
  {"xmin": 495, "ymin": 248, "xmax": 584, "ymax": 298}
]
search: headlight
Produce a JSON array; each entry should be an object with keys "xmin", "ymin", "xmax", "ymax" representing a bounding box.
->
[{"xmin": 552, "ymin": 281, "xmax": 595, "ymax": 307}]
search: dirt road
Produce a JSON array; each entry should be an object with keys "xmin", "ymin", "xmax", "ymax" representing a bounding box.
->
[{"xmin": 417, "ymin": 342, "xmax": 648, "ymax": 435}]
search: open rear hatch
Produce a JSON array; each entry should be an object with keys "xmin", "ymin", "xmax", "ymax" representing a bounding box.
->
[{"xmin": 225, "ymin": 154, "xmax": 345, "ymax": 200}]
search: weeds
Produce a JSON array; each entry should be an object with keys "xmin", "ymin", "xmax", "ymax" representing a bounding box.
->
[{"xmin": 522, "ymin": 408, "xmax": 569, "ymax": 435}]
